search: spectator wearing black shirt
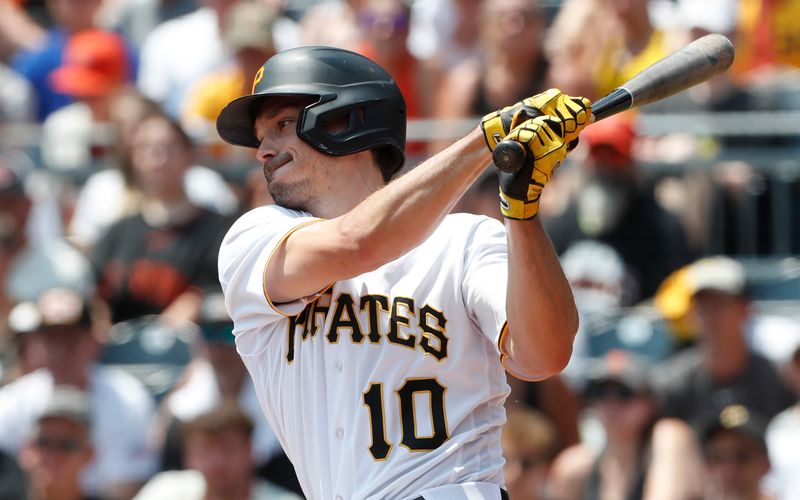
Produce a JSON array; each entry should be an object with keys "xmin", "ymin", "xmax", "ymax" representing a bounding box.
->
[
  {"xmin": 92, "ymin": 112, "xmax": 233, "ymax": 325},
  {"xmin": 654, "ymin": 257, "xmax": 795, "ymax": 423}
]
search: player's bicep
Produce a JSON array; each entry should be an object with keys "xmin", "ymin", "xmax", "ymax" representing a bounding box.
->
[
  {"xmin": 219, "ymin": 207, "xmax": 316, "ymax": 327},
  {"xmin": 265, "ymin": 218, "xmax": 369, "ymax": 304}
]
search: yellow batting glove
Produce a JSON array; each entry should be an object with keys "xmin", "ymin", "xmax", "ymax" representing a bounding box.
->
[
  {"xmin": 480, "ymin": 89, "xmax": 592, "ymax": 151},
  {"xmin": 498, "ymin": 116, "xmax": 568, "ymax": 220}
]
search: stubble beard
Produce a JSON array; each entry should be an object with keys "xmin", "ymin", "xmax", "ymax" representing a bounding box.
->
[{"xmin": 267, "ymin": 178, "xmax": 314, "ymax": 212}]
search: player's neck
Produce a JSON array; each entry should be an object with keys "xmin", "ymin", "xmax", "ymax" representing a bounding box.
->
[{"xmin": 310, "ymin": 158, "xmax": 385, "ymax": 218}]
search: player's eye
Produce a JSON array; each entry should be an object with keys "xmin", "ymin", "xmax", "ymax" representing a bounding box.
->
[{"xmin": 277, "ymin": 117, "xmax": 295, "ymax": 130}]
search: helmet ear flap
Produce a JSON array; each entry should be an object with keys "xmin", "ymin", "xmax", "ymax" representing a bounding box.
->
[{"xmin": 372, "ymin": 145, "xmax": 404, "ymax": 182}]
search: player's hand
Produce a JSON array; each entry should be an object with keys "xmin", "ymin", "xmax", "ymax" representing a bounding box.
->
[
  {"xmin": 497, "ymin": 116, "xmax": 569, "ymax": 220},
  {"xmin": 480, "ymin": 88, "xmax": 592, "ymax": 151}
]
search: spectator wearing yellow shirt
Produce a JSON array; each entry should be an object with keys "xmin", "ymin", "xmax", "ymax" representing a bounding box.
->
[
  {"xmin": 181, "ymin": 1, "xmax": 277, "ymax": 139},
  {"xmin": 592, "ymin": 0, "xmax": 672, "ymax": 98}
]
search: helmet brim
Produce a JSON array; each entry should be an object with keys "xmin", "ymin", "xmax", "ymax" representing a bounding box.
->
[{"xmin": 216, "ymin": 93, "xmax": 271, "ymax": 148}]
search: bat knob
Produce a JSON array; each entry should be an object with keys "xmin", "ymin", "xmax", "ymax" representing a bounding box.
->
[{"xmin": 493, "ymin": 140, "xmax": 526, "ymax": 173}]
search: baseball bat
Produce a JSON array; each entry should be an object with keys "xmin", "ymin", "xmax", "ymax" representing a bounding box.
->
[{"xmin": 492, "ymin": 33, "xmax": 736, "ymax": 173}]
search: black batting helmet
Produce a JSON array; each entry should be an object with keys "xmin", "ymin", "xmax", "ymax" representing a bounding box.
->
[{"xmin": 216, "ymin": 46, "xmax": 407, "ymax": 175}]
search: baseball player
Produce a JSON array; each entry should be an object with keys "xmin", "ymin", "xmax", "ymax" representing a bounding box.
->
[{"xmin": 216, "ymin": 46, "xmax": 591, "ymax": 500}]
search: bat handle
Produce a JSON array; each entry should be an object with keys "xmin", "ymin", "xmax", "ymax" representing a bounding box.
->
[{"xmin": 492, "ymin": 88, "xmax": 634, "ymax": 173}]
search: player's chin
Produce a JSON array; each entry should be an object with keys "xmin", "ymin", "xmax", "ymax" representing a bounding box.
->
[{"xmin": 268, "ymin": 181, "xmax": 312, "ymax": 212}]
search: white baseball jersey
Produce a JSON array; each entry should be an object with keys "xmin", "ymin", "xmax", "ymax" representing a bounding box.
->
[{"xmin": 218, "ymin": 205, "xmax": 512, "ymax": 500}]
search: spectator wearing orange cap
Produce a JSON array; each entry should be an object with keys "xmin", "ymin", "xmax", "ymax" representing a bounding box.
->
[
  {"xmin": 40, "ymin": 29, "xmax": 134, "ymax": 173},
  {"xmin": 9, "ymin": 0, "xmax": 111, "ymax": 120},
  {"xmin": 542, "ymin": 114, "xmax": 692, "ymax": 302}
]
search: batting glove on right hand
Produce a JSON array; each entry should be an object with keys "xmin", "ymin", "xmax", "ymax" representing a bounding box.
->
[
  {"xmin": 498, "ymin": 116, "xmax": 569, "ymax": 220},
  {"xmin": 480, "ymin": 88, "xmax": 592, "ymax": 151}
]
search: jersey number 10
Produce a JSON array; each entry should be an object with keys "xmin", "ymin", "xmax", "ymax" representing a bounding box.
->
[{"xmin": 362, "ymin": 378, "xmax": 449, "ymax": 460}]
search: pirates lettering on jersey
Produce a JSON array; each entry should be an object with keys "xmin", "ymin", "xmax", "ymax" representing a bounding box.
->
[{"xmin": 286, "ymin": 291, "xmax": 449, "ymax": 362}]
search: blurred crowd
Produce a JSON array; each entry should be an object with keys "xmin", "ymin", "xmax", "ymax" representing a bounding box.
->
[{"xmin": 0, "ymin": 0, "xmax": 799, "ymax": 499}]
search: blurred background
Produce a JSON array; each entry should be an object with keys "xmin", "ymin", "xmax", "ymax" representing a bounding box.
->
[{"xmin": 0, "ymin": 0, "xmax": 799, "ymax": 499}]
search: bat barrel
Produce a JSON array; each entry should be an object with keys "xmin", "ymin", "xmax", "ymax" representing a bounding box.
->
[{"xmin": 622, "ymin": 33, "xmax": 734, "ymax": 108}]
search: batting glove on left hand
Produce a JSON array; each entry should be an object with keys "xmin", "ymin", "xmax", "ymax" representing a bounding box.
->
[{"xmin": 498, "ymin": 116, "xmax": 569, "ymax": 220}]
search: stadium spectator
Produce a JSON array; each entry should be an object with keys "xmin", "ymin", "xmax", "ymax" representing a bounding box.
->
[
  {"xmin": 40, "ymin": 29, "xmax": 132, "ymax": 172},
  {"xmin": 431, "ymin": 0, "xmax": 549, "ymax": 152},
  {"xmin": 0, "ymin": 162, "xmax": 35, "ymax": 318},
  {"xmin": 557, "ymin": 241, "xmax": 645, "ymax": 388},
  {"xmin": 134, "ymin": 403, "xmax": 300, "ymax": 500},
  {"xmin": 654, "ymin": 256, "xmax": 795, "ymax": 423},
  {"xmin": 156, "ymin": 293, "xmax": 298, "ymax": 493},
  {"xmin": 642, "ymin": 0, "xmax": 771, "ymax": 144},
  {"xmin": 90, "ymin": 113, "xmax": 233, "ymax": 324},
  {"xmin": 16, "ymin": 386, "xmax": 97, "ymax": 500},
  {"xmin": 0, "ymin": 161, "xmax": 92, "ymax": 322},
  {"xmin": 549, "ymin": 350, "xmax": 661, "ymax": 500},
  {"xmin": 544, "ymin": 0, "xmax": 617, "ymax": 99},
  {"xmin": 9, "ymin": 0, "xmax": 108, "ymax": 120},
  {"xmin": 500, "ymin": 408, "xmax": 559, "ymax": 500},
  {"xmin": 300, "ymin": 0, "xmax": 364, "ymax": 50},
  {"xmin": 0, "ymin": 287, "xmax": 158, "ymax": 499},
  {"xmin": 68, "ymin": 90, "xmax": 238, "ymax": 252},
  {"xmin": 351, "ymin": 0, "xmax": 432, "ymax": 161},
  {"xmin": 551, "ymin": 349, "xmax": 706, "ymax": 500},
  {"xmin": 355, "ymin": 0, "xmax": 429, "ymax": 119},
  {"xmin": 101, "ymin": 0, "xmax": 198, "ymax": 48},
  {"xmin": 542, "ymin": 114, "xmax": 692, "ymax": 300},
  {"xmin": 591, "ymin": 0, "xmax": 673, "ymax": 98},
  {"xmin": 407, "ymin": 0, "xmax": 483, "ymax": 72},
  {"xmin": 696, "ymin": 404, "xmax": 773, "ymax": 500},
  {"xmin": 0, "ymin": 157, "xmax": 92, "ymax": 384},
  {"xmin": 136, "ymin": 0, "xmax": 298, "ymax": 117},
  {"xmin": 181, "ymin": 0, "xmax": 277, "ymax": 139},
  {"xmin": 136, "ymin": 0, "xmax": 238, "ymax": 117}
]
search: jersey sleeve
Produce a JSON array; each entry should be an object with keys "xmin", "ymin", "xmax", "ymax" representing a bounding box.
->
[
  {"xmin": 460, "ymin": 217, "xmax": 508, "ymax": 348},
  {"xmin": 218, "ymin": 206, "xmax": 320, "ymax": 334}
]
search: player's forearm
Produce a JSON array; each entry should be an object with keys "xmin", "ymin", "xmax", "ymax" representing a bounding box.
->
[
  {"xmin": 334, "ymin": 126, "xmax": 489, "ymax": 270},
  {"xmin": 502, "ymin": 219, "xmax": 578, "ymax": 379}
]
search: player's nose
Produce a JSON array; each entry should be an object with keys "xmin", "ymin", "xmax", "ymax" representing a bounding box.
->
[{"xmin": 256, "ymin": 138, "xmax": 278, "ymax": 163}]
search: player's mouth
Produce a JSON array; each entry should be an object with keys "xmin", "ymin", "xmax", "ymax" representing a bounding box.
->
[{"xmin": 263, "ymin": 151, "xmax": 293, "ymax": 181}]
